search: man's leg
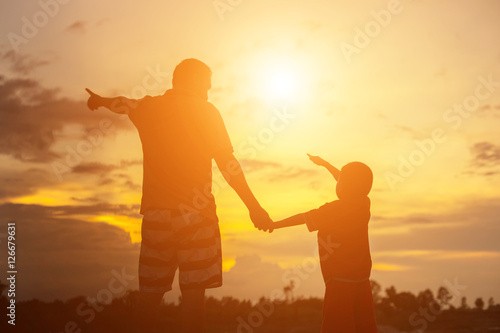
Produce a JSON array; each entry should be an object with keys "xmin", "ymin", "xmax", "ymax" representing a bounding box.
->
[
  {"xmin": 180, "ymin": 288, "xmax": 206, "ymax": 333},
  {"xmin": 136, "ymin": 210, "xmax": 177, "ymax": 331},
  {"xmin": 176, "ymin": 214, "xmax": 222, "ymax": 332}
]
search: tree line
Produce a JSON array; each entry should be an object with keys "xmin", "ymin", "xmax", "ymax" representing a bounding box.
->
[{"xmin": 0, "ymin": 280, "xmax": 499, "ymax": 332}]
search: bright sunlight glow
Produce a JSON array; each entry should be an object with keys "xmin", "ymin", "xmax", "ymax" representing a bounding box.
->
[
  {"xmin": 251, "ymin": 56, "xmax": 308, "ymax": 104},
  {"xmin": 266, "ymin": 65, "xmax": 299, "ymax": 100}
]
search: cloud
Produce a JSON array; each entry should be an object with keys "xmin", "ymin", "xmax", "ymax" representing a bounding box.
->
[
  {"xmin": 0, "ymin": 203, "xmax": 140, "ymax": 301},
  {"xmin": 0, "ymin": 202, "xmax": 324, "ymax": 303},
  {"xmin": 211, "ymin": 255, "xmax": 324, "ymax": 302},
  {"xmin": 124, "ymin": 179, "xmax": 141, "ymax": 191},
  {"xmin": 1, "ymin": 50, "xmax": 50, "ymax": 75},
  {"xmin": 373, "ymin": 250, "xmax": 500, "ymax": 261},
  {"xmin": 1, "ymin": 199, "xmax": 500, "ymax": 304},
  {"xmin": 477, "ymin": 104, "xmax": 500, "ymax": 118},
  {"xmin": 119, "ymin": 159, "xmax": 142, "ymax": 168},
  {"xmin": 72, "ymin": 162, "xmax": 117, "ymax": 174},
  {"xmin": 70, "ymin": 196, "xmax": 101, "ymax": 203},
  {"xmin": 371, "ymin": 215, "xmax": 434, "ymax": 227},
  {"xmin": 267, "ymin": 166, "xmax": 318, "ymax": 182},
  {"xmin": 460, "ymin": 141, "xmax": 500, "ymax": 176},
  {"xmin": 470, "ymin": 141, "xmax": 500, "ymax": 168},
  {"xmin": 0, "ymin": 76, "xmax": 133, "ymax": 162},
  {"xmin": 65, "ymin": 20, "xmax": 88, "ymax": 34},
  {"xmin": 97, "ymin": 177, "xmax": 114, "ymax": 186},
  {"xmin": 73, "ymin": 163, "xmax": 142, "ymax": 191},
  {"xmin": 72, "ymin": 160, "xmax": 141, "ymax": 176},
  {"xmin": 65, "ymin": 19, "xmax": 109, "ymax": 34},
  {"xmin": 235, "ymin": 159, "xmax": 319, "ymax": 183},
  {"xmin": 370, "ymin": 197, "xmax": 500, "ymax": 253},
  {"xmin": 366, "ymin": 199, "xmax": 500, "ymax": 301},
  {"xmin": 0, "ymin": 202, "xmax": 141, "ymax": 220},
  {"xmin": 0, "ymin": 156, "xmax": 142, "ymax": 203},
  {"xmin": 0, "ymin": 167, "xmax": 55, "ymax": 200},
  {"xmin": 240, "ymin": 159, "xmax": 281, "ymax": 172}
]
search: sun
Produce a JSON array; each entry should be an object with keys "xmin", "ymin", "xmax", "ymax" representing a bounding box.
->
[
  {"xmin": 241, "ymin": 50, "xmax": 322, "ymax": 105},
  {"xmin": 265, "ymin": 65, "xmax": 299, "ymax": 101},
  {"xmin": 252, "ymin": 57, "xmax": 307, "ymax": 103}
]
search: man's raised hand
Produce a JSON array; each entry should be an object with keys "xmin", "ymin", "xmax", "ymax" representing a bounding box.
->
[{"xmin": 85, "ymin": 88, "xmax": 102, "ymax": 111}]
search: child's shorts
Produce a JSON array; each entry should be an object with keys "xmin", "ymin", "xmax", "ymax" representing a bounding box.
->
[
  {"xmin": 321, "ymin": 279, "xmax": 379, "ymax": 333},
  {"xmin": 138, "ymin": 209, "xmax": 222, "ymax": 293}
]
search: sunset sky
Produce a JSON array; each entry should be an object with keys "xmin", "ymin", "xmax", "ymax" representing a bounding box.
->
[{"xmin": 0, "ymin": 0, "xmax": 499, "ymax": 307}]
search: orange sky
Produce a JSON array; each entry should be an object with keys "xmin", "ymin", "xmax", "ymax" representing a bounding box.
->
[{"xmin": 0, "ymin": 0, "xmax": 500, "ymax": 305}]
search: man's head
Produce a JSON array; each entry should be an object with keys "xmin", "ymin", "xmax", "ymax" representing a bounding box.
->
[
  {"xmin": 172, "ymin": 58, "xmax": 212, "ymax": 100},
  {"xmin": 336, "ymin": 162, "xmax": 373, "ymax": 200}
]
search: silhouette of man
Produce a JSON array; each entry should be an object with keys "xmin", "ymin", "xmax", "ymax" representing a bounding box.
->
[{"xmin": 86, "ymin": 58, "xmax": 272, "ymax": 332}]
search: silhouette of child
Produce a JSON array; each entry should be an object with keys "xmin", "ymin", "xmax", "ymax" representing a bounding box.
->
[{"xmin": 272, "ymin": 154, "xmax": 378, "ymax": 333}]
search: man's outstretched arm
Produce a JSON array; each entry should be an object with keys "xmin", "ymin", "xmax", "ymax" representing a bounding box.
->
[
  {"xmin": 85, "ymin": 88, "xmax": 139, "ymax": 114},
  {"xmin": 215, "ymin": 152, "xmax": 272, "ymax": 232}
]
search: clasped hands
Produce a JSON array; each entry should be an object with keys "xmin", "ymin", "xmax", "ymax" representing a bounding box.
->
[
  {"xmin": 248, "ymin": 154, "xmax": 327, "ymax": 233},
  {"xmin": 249, "ymin": 206, "xmax": 274, "ymax": 233}
]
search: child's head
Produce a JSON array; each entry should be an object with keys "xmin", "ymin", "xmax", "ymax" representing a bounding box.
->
[{"xmin": 336, "ymin": 162, "xmax": 373, "ymax": 200}]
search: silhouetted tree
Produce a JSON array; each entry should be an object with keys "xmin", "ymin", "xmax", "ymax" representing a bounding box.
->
[
  {"xmin": 396, "ymin": 291, "xmax": 419, "ymax": 311},
  {"xmin": 385, "ymin": 286, "xmax": 397, "ymax": 304},
  {"xmin": 3, "ymin": 280, "xmax": 500, "ymax": 332},
  {"xmin": 437, "ymin": 286, "xmax": 452, "ymax": 308},
  {"xmin": 384, "ymin": 286, "xmax": 418, "ymax": 311},
  {"xmin": 370, "ymin": 280, "xmax": 382, "ymax": 304},
  {"xmin": 475, "ymin": 297, "xmax": 484, "ymax": 311},
  {"xmin": 460, "ymin": 297, "xmax": 469, "ymax": 310},
  {"xmin": 417, "ymin": 289, "xmax": 436, "ymax": 308},
  {"xmin": 488, "ymin": 297, "xmax": 496, "ymax": 310},
  {"xmin": 284, "ymin": 280, "xmax": 295, "ymax": 304}
]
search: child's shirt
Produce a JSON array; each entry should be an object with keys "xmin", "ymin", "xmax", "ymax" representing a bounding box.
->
[{"xmin": 304, "ymin": 196, "xmax": 372, "ymax": 284}]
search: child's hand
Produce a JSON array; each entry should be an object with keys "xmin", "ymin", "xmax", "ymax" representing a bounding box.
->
[
  {"xmin": 307, "ymin": 153, "xmax": 327, "ymax": 167},
  {"xmin": 249, "ymin": 206, "xmax": 274, "ymax": 233},
  {"xmin": 85, "ymin": 88, "xmax": 102, "ymax": 111}
]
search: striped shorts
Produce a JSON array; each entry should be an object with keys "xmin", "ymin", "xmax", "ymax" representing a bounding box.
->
[{"xmin": 138, "ymin": 209, "xmax": 222, "ymax": 293}]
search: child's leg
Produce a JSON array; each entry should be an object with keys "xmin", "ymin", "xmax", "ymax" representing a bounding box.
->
[
  {"xmin": 353, "ymin": 280, "xmax": 379, "ymax": 333},
  {"xmin": 321, "ymin": 280, "xmax": 356, "ymax": 333}
]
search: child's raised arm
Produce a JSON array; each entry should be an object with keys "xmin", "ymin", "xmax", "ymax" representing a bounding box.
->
[{"xmin": 307, "ymin": 154, "xmax": 340, "ymax": 181}]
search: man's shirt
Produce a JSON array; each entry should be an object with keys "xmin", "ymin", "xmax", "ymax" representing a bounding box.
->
[{"xmin": 128, "ymin": 89, "xmax": 233, "ymax": 221}]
